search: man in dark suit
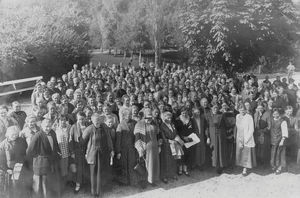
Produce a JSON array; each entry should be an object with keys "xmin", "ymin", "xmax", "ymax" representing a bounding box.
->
[{"xmin": 27, "ymin": 119, "xmax": 61, "ymax": 198}]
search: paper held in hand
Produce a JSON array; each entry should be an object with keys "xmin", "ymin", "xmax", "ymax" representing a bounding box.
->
[
  {"xmin": 13, "ymin": 163, "xmax": 23, "ymax": 180},
  {"xmin": 184, "ymin": 133, "xmax": 200, "ymax": 148}
]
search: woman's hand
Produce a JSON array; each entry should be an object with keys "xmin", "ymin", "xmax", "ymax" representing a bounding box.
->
[
  {"xmin": 183, "ymin": 137, "xmax": 190, "ymax": 142},
  {"xmin": 206, "ymin": 138, "xmax": 211, "ymax": 145},
  {"xmin": 158, "ymin": 139, "xmax": 163, "ymax": 145},
  {"xmin": 279, "ymin": 138, "xmax": 285, "ymax": 146},
  {"xmin": 110, "ymin": 151, "xmax": 115, "ymax": 158}
]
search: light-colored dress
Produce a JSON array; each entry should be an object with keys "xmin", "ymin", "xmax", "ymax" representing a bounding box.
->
[
  {"xmin": 134, "ymin": 120, "xmax": 160, "ymax": 184},
  {"xmin": 235, "ymin": 113, "xmax": 257, "ymax": 168}
]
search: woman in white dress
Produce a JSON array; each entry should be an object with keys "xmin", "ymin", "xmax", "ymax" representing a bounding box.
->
[{"xmin": 235, "ymin": 104, "xmax": 256, "ymax": 176}]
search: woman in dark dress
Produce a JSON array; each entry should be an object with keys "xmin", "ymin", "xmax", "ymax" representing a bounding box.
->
[
  {"xmin": 191, "ymin": 108, "xmax": 207, "ymax": 170},
  {"xmin": 206, "ymin": 105, "xmax": 228, "ymax": 174},
  {"xmin": 175, "ymin": 107, "xmax": 198, "ymax": 176},
  {"xmin": 115, "ymin": 109, "xmax": 139, "ymax": 186},
  {"xmin": 160, "ymin": 111, "xmax": 183, "ymax": 183},
  {"xmin": 82, "ymin": 113, "xmax": 114, "ymax": 197}
]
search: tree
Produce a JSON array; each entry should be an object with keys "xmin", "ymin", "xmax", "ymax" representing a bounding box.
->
[
  {"xmin": 0, "ymin": 0, "xmax": 90, "ymax": 80},
  {"xmin": 180, "ymin": 0, "xmax": 300, "ymax": 73}
]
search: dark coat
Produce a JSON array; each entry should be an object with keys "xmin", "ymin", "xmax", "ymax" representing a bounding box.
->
[
  {"xmin": 115, "ymin": 119, "xmax": 139, "ymax": 185},
  {"xmin": 26, "ymin": 130, "xmax": 60, "ymax": 175},
  {"xmin": 207, "ymin": 113, "xmax": 228, "ymax": 168},
  {"xmin": 0, "ymin": 138, "xmax": 27, "ymax": 171},
  {"xmin": 192, "ymin": 115, "xmax": 208, "ymax": 167},
  {"xmin": 160, "ymin": 122, "xmax": 178, "ymax": 178}
]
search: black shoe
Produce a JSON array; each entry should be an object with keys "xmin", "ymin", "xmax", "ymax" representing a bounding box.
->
[
  {"xmin": 162, "ymin": 178, "xmax": 168, "ymax": 184},
  {"xmin": 178, "ymin": 170, "xmax": 183, "ymax": 176},
  {"xmin": 216, "ymin": 168, "xmax": 223, "ymax": 175},
  {"xmin": 139, "ymin": 181, "xmax": 147, "ymax": 189}
]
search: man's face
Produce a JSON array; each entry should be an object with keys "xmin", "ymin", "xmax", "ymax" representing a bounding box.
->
[
  {"xmin": 8, "ymin": 131, "xmax": 19, "ymax": 141},
  {"xmin": 77, "ymin": 115, "xmax": 85, "ymax": 125},
  {"xmin": 257, "ymin": 106, "xmax": 264, "ymax": 114},
  {"xmin": 273, "ymin": 111, "xmax": 280, "ymax": 119},
  {"xmin": 28, "ymin": 119, "xmax": 36, "ymax": 129},
  {"xmin": 12, "ymin": 103, "xmax": 21, "ymax": 112},
  {"xmin": 103, "ymin": 106, "xmax": 110, "ymax": 115},
  {"xmin": 59, "ymin": 118, "xmax": 67, "ymax": 128},
  {"xmin": 92, "ymin": 116, "xmax": 101, "ymax": 128},
  {"xmin": 202, "ymin": 99, "xmax": 208, "ymax": 108},
  {"xmin": 286, "ymin": 109, "xmax": 293, "ymax": 117},
  {"xmin": 67, "ymin": 91, "xmax": 74, "ymax": 99},
  {"xmin": 268, "ymin": 100, "xmax": 273, "ymax": 108},
  {"xmin": 75, "ymin": 93, "xmax": 81, "ymax": 101},
  {"xmin": 42, "ymin": 122, "xmax": 52, "ymax": 134}
]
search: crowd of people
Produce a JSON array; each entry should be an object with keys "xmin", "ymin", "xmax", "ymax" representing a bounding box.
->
[{"xmin": 0, "ymin": 61, "xmax": 300, "ymax": 198}]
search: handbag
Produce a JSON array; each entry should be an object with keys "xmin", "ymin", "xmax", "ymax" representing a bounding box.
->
[{"xmin": 134, "ymin": 157, "xmax": 147, "ymax": 177}]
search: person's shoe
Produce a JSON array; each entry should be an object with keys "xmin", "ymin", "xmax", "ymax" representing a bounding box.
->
[
  {"xmin": 216, "ymin": 168, "xmax": 223, "ymax": 175},
  {"xmin": 139, "ymin": 181, "xmax": 147, "ymax": 189},
  {"xmin": 74, "ymin": 184, "xmax": 81, "ymax": 194},
  {"xmin": 173, "ymin": 176, "xmax": 178, "ymax": 180},
  {"xmin": 271, "ymin": 166, "xmax": 277, "ymax": 172},
  {"xmin": 178, "ymin": 170, "xmax": 183, "ymax": 176},
  {"xmin": 242, "ymin": 168, "xmax": 248, "ymax": 176},
  {"xmin": 162, "ymin": 178, "xmax": 168, "ymax": 184},
  {"xmin": 183, "ymin": 170, "xmax": 190, "ymax": 177},
  {"xmin": 150, "ymin": 182, "xmax": 158, "ymax": 187},
  {"xmin": 275, "ymin": 169, "xmax": 282, "ymax": 175}
]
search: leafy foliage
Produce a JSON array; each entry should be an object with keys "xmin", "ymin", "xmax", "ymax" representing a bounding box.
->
[
  {"xmin": 180, "ymin": 0, "xmax": 300, "ymax": 73},
  {"xmin": 0, "ymin": 0, "xmax": 90, "ymax": 79}
]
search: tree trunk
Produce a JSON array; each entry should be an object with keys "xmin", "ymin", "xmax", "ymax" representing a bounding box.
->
[
  {"xmin": 123, "ymin": 50, "xmax": 126, "ymax": 59},
  {"xmin": 154, "ymin": 35, "xmax": 161, "ymax": 67}
]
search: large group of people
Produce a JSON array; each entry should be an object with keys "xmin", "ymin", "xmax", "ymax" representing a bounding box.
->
[{"xmin": 0, "ymin": 61, "xmax": 300, "ymax": 198}]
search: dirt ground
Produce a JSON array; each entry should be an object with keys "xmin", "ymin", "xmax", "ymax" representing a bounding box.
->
[{"xmin": 61, "ymin": 162, "xmax": 300, "ymax": 198}]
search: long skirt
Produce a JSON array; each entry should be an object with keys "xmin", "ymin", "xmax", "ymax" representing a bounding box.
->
[
  {"xmin": 256, "ymin": 140, "xmax": 271, "ymax": 165},
  {"xmin": 211, "ymin": 135, "xmax": 228, "ymax": 168},
  {"xmin": 73, "ymin": 147, "xmax": 89, "ymax": 184},
  {"xmin": 59, "ymin": 157, "xmax": 69, "ymax": 177},
  {"xmin": 236, "ymin": 145, "xmax": 257, "ymax": 169},
  {"xmin": 145, "ymin": 141, "xmax": 160, "ymax": 184},
  {"xmin": 193, "ymin": 141, "xmax": 206, "ymax": 168},
  {"xmin": 118, "ymin": 146, "xmax": 139, "ymax": 186},
  {"xmin": 89, "ymin": 150, "xmax": 112, "ymax": 195},
  {"xmin": 297, "ymin": 149, "xmax": 300, "ymax": 164},
  {"xmin": 160, "ymin": 142, "xmax": 177, "ymax": 179}
]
